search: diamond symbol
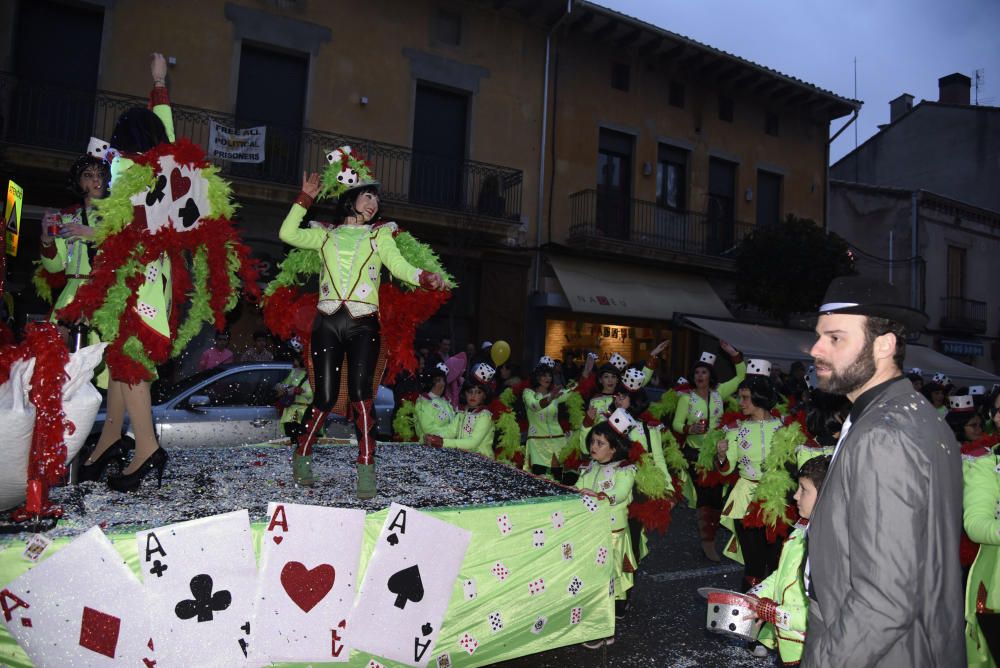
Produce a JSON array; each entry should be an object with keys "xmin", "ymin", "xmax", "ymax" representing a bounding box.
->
[{"xmin": 79, "ymin": 606, "xmax": 121, "ymax": 658}]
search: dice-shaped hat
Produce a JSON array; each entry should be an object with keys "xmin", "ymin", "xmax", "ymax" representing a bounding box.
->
[
  {"xmin": 699, "ymin": 352, "xmax": 717, "ymax": 366},
  {"xmin": 538, "ymin": 355, "xmax": 555, "ymax": 368},
  {"xmin": 473, "ymin": 362, "xmax": 496, "ymax": 384},
  {"xmin": 609, "ymin": 352, "xmax": 628, "ymax": 371},
  {"xmin": 608, "ymin": 407, "xmax": 635, "ymax": 435},
  {"xmin": 319, "ymin": 144, "xmax": 380, "ymax": 201},
  {"xmin": 969, "ymin": 385, "xmax": 986, "ymax": 396},
  {"xmin": 288, "ymin": 336, "xmax": 303, "ymax": 353},
  {"xmin": 908, "ymin": 367, "xmax": 923, "ymax": 376},
  {"xmin": 675, "ymin": 376, "xmax": 689, "ymax": 387},
  {"xmin": 435, "ymin": 362, "xmax": 449, "ymax": 376},
  {"xmin": 621, "ymin": 367, "xmax": 646, "ymax": 392},
  {"xmin": 805, "ymin": 365, "xmax": 817, "ymax": 390},
  {"xmin": 932, "ymin": 372, "xmax": 952, "ymax": 386},
  {"xmin": 746, "ymin": 358, "xmax": 772, "ymax": 377},
  {"xmin": 948, "ymin": 395, "xmax": 974, "ymax": 412},
  {"xmin": 87, "ymin": 136, "xmax": 110, "ymax": 159}
]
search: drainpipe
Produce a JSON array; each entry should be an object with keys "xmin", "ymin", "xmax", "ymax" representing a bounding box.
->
[
  {"xmin": 826, "ymin": 108, "xmax": 859, "ymax": 231},
  {"xmin": 911, "ymin": 191, "xmax": 919, "ymax": 310},
  {"xmin": 533, "ymin": 0, "xmax": 573, "ymax": 293}
]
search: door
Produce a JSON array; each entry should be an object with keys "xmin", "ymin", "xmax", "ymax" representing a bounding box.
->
[
  {"xmin": 410, "ymin": 84, "xmax": 468, "ymax": 209},
  {"xmin": 11, "ymin": 0, "xmax": 103, "ymax": 149},
  {"xmin": 756, "ymin": 170, "xmax": 782, "ymax": 228},
  {"xmin": 233, "ymin": 43, "xmax": 308, "ymax": 184},
  {"xmin": 707, "ymin": 158, "xmax": 737, "ymax": 254},
  {"xmin": 158, "ymin": 368, "xmax": 287, "ymax": 448},
  {"xmin": 597, "ymin": 129, "xmax": 633, "ymax": 240}
]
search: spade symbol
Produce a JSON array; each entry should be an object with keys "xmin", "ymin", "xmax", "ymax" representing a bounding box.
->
[
  {"xmin": 146, "ymin": 175, "xmax": 167, "ymax": 207},
  {"xmin": 421, "ymin": 622, "xmax": 433, "ymax": 636},
  {"xmin": 178, "ymin": 198, "xmax": 200, "ymax": 228},
  {"xmin": 175, "ymin": 574, "xmax": 232, "ymax": 622},
  {"xmin": 387, "ymin": 565, "xmax": 424, "ymax": 609},
  {"xmin": 386, "ymin": 533, "xmax": 399, "ymax": 546}
]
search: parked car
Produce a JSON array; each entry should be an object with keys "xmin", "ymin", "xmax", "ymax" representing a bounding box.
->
[{"xmin": 85, "ymin": 363, "xmax": 395, "ymax": 450}]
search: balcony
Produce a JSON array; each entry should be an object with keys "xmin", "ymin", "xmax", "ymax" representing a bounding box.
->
[
  {"xmin": 568, "ymin": 189, "xmax": 753, "ymax": 268},
  {"xmin": 940, "ymin": 297, "xmax": 987, "ymax": 333},
  {"xmin": 0, "ymin": 74, "xmax": 522, "ymax": 224}
]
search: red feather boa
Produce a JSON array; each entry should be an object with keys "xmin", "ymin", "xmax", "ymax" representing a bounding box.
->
[
  {"xmin": 742, "ymin": 500, "xmax": 799, "ymax": 543},
  {"xmin": 628, "ymin": 498, "xmax": 675, "ymax": 534}
]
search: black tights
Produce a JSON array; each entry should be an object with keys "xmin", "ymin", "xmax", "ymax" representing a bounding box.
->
[
  {"xmin": 734, "ymin": 520, "xmax": 782, "ymax": 588},
  {"xmin": 310, "ymin": 308, "xmax": 380, "ymax": 410}
]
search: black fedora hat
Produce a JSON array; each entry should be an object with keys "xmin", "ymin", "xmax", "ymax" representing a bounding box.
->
[{"xmin": 818, "ymin": 275, "xmax": 928, "ymax": 331}]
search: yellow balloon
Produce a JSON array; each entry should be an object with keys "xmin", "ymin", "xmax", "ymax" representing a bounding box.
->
[{"xmin": 490, "ymin": 340, "xmax": 511, "ymax": 367}]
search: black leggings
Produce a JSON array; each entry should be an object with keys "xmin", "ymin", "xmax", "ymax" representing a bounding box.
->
[
  {"xmin": 310, "ymin": 308, "xmax": 380, "ymax": 410},
  {"xmin": 735, "ymin": 520, "xmax": 782, "ymax": 586}
]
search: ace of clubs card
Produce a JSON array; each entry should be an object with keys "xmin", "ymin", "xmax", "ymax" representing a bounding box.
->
[
  {"xmin": 349, "ymin": 503, "xmax": 471, "ymax": 667},
  {"xmin": 0, "ymin": 526, "xmax": 155, "ymax": 666},
  {"xmin": 136, "ymin": 510, "xmax": 258, "ymax": 667},
  {"xmin": 252, "ymin": 503, "xmax": 365, "ymax": 663}
]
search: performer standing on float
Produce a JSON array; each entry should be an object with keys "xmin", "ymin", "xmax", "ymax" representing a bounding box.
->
[
  {"xmin": 672, "ymin": 341, "xmax": 746, "ymax": 561},
  {"xmin": 280, "ymin": 149, "xmax": 444, "ymax": 497},
  {"xmin": 524, "ymin": 356, "xmax": 571, "ymax": 480}
]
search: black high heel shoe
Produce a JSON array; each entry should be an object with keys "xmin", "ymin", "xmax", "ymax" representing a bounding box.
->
[
  {"xmin": 77, "ymin": 436, "xmax": 134, "ymax": 483},
  {"xmin": 107, "ymin": 448, "xmax": 168, "ymax": 493}
]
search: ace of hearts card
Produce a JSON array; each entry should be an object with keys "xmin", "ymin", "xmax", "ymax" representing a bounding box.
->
[{"xmin": 251, "ymin": 502, "xmax": 365, "ymax": 663}]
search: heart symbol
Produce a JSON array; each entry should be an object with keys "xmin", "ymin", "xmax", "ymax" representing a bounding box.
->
[
  {"xmin": 280, "ymin": 561, "xmax": 335, "ymax": 613},
  {"xmin": 170, "ymin": 167, "xmax": 191, "ymax": 200},
  {"xmin": 272, "ymin": 536, "xmax": 283, "ymax": 544}
]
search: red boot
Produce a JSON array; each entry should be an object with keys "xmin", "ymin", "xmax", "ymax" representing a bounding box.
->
[{"xmin": 296, "ymin": 406, "xmax": 329, "ymax": 457}]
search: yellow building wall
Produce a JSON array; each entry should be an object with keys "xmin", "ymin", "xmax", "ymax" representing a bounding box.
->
[{"xmin": 547, "ymin": 31, "xmax": 829, "ymax": 244}]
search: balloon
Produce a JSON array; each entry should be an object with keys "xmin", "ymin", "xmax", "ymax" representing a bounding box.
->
[{"xmin": 490, "ymin": 340, "xmax": 510, "ymax": 367}]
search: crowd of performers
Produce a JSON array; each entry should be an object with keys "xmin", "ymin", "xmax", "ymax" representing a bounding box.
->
[
  {"xmin": 22, "ymin": 52, "xmax": 1000, "ymax": 666},
  {"xmin": 394, "ymin": 343, "xmax": 1000, "ymax": 663}
]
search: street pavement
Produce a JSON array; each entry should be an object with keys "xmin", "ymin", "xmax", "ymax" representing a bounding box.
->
[{"xmin": 497, "ymin": 504, "xmax": 778, "ymax": 667}]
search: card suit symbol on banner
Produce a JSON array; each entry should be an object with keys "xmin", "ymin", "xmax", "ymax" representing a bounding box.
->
[
  {"xmin": 280, "ymin": 561, "xmax": 335, "ymax": 613},
  {"xmin": 175, "ymin": 574, "xmax": 232, "ymax": 623},
  {"xmin": 149, "ymin": 559, "xmax": 168, "ymax": 578},
  {"xmin": 146, "ymin": 175, "xmax": 168, "ymax": 207},
  {"xmin": 387, "ymin": 533, "xmax": 399, "ymax": 546},
  {"xmin": 79, "ymin": 606, "xmax": 121, "ymax": 659},
  {"xmin": 421, "ymin": 622, "xmax": 433, "ymax": 636},
  {"xmin": 272, "ymin": 535, "xmax": 283, "ymax": 545},
  {"xmin": 178, "ymin": 198, "xmax": 200, "ymax": 228},
  {"xmin": 169, "ymin": 167, "xmax": 191, "ymax": 200},
  {"xmin": 387, "ymin": 565, "xmax": 424, "ymax": 609},
  {"xmin": 239, "ymin": 620, "xmax": 250, "ymax": 657}
]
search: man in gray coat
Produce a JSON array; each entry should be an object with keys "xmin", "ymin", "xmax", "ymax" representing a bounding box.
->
[{"xmin": 803, "ymin": 276, "xmax": 965, "ymax": 666}]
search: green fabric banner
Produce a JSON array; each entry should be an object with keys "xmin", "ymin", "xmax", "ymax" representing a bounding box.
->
[{"xmin": 0, "ymin": 495, "xmax": 613, "ymax": 666}]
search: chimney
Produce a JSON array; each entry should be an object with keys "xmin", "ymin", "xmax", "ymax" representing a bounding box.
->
[
  {"xmin": 938, "ymin": 73, "xmax": 971, "ymax": 105},
  {"xmin": 889, "ymin": 93, "xmax": 914, "ymax": 123}
]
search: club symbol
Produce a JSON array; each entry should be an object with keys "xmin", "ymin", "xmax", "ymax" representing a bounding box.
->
[
  {"xmin": 149, "ymin": 560, "xmax": 168, "ymax": 578},
  {"xmin": 146, "ymin": 175, "xmax": 167, "ymax": 207},
  {"xmin": 175, "ymin": 574, "xmax": 231, "ymax": 623}
]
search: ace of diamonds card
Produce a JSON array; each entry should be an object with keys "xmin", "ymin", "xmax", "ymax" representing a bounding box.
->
[
  {"xmin": 350, "ymin": 503, "xmax": 471, "ymax": 667},
  {"xmin": 136, "ymin": 510, "xmax": 258, "ymax": 667},
  {"xmin": 251, "ymin": 502, "xmax": 366, "ymax": 663},
  {"xmin": 0, "ymin": 526, "xmax": 156, "ymax": 666}
]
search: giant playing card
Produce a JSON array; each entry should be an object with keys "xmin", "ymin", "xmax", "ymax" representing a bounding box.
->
[
  {"xmin": 251, "ymin": 503, "xmax": 365, "ymax": 663},
  {"xmin": 350, "ymin": 504, "xmax": 471, "ymax": 667},
  {"xmin": 0, "ymin": 526, "xmax": 155, "ymax": 666}
]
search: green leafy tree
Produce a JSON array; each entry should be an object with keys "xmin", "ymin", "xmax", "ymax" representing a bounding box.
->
[{"xmin": 734, "ymin": 215, "xmax": 855, "ymax": 324}]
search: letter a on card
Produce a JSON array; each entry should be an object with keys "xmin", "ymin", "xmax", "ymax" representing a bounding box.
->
[{"xmin": 349, "ymin": 503, "xmax": 471, "ymax": 667}]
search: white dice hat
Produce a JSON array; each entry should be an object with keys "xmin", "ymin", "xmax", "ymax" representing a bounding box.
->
[
  {"xmin": 621, "ymin": 367, "xmax": 646, "ymax": 392},
  {"xmin": 608, "ymin": 407, "xmax": 636, "ymax": 436},
  {"xmin": 948, "ymin": 395, "xmax": 974, "ymax": 412},
  {"xmin": 609, "ymin": 352, "xmax": 628, "ymax": 371},
  {"xmin": 746, "ymin": 359, "xmax": 772, "ymax": 377}
]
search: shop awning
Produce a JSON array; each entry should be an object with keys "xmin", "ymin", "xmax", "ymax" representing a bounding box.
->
[
  {"xmin": 548, "ymin": 256, "xmax": 731, "ymax": 322},
  {"xmin": 684, "ymin": 315, "xmax": 1000, "ymax": 384}
]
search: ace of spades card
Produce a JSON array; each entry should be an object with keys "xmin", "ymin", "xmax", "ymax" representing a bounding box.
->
[
  {"xmin": 0, "ymin": 526, "xmax": 155, "ymax": 666},
  {"xmin": 136, "ymin": 510, "xmax": 258, "ymax": 667},
  {"xmin": 252, "ymin": 503, "xmax": 366, "ymax": 664},
  {"xmin": 350, "ymin": 503, "xmax": 471, "ymax": 667}
]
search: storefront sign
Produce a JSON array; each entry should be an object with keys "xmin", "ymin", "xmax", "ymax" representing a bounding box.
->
[{"xmin": 941, "ymin": 339, "xmax": 984, "ymax": 357}]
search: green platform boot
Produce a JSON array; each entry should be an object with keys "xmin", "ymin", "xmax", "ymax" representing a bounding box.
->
[
  {"xmin": 292, "ymin": 453, "xmax": 316, "ymax": 486},
  {"xmin": 356, "ymin": 464, "xmax": 376, "ymax": 499}
]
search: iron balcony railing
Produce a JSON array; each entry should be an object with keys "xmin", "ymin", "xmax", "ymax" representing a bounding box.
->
[
  {"xmin": 940, "ymin": 296, "xmax": 987, "ymax": 333},
  {"xmin": 568, "ymin": 188, "xmax": 754, "ymax": 257},
  {"xmin": 0, "ymin": 74, "xmax": 522, "ymax": 221}
]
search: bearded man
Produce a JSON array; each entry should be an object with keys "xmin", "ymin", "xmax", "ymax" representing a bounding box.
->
[{"xmin": 802, "ymin": 276, "xmax": 965, "ymax": 667}]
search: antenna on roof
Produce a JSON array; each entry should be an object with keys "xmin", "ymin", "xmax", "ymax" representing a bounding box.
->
[
  {"xmin": 974, "ymin": 68, "xmax": 984, "ymax": 105},
  {"xmin": 853, "ymin": 57, "xmax": 858, "ymax": 150}
]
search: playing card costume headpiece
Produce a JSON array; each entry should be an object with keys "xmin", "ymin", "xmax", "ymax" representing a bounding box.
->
[
  {"xmin": 817, "ymin": 275, "xmax": 928, "ymax": 332},
  {"xmin": 318, "ymin": 145, "xmax": 380, "ymax": 202},
  {"xmin": 57, "ymin": 138, "xmax": 260, "ymax": 382},
  {"xmin": 621, "ymin": 366, "xmax": 647, "ymax": 392},
  {"xmin": 537, "ymin": 355, "xmax": 555, "ymax": 368},
  {"xmin": 608, "ymin": 352, "xmax": 628, "ymax": 371},
  {"xmin": 746, "ymin": 359, "xmax": 772, "ymax": 377},
  {"xmin": 607, "ymin": 407, "xmax": 636, "ymax": 436}
]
